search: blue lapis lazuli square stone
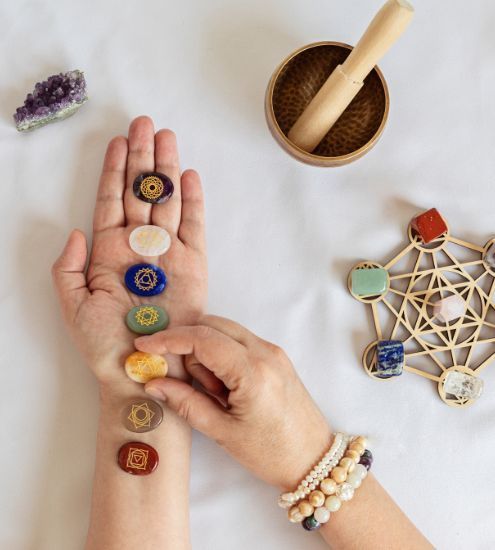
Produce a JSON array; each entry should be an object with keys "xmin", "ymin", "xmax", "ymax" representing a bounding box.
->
[{"xmin": 376, "ymin": 340, "xmax": 404, "ymax": 378}]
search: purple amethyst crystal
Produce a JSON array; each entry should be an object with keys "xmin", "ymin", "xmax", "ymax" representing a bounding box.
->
[{"xmin": 13, "ymin": 70, "xmax": 88, "ymax": 131}]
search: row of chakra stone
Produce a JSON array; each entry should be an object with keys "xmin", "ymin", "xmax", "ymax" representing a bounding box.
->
[{"xmin": 117, "ymin": 172, "xmax": 175, "ymax": 476}]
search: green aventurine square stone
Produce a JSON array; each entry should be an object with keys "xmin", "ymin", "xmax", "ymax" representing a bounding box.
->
[{"xmin": 351, "ymin": 268, "xmax": 388, "ymax": 296}]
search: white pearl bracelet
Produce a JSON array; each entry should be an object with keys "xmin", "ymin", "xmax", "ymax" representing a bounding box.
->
[{"xmin": 278, "ymin": 432, "xmax": 350, "ymax": 509}]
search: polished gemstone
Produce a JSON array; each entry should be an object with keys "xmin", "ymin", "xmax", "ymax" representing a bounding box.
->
[
  {"xmin": 126, "ymin": 305, "xmax": 169, "ymax": 335},
  {"xmin": 351, "ymin": 268, "xmax": 388, "ymax": 296},
  {"xmin": 359, "ymin": 449, "xmax": 373, "ymax": 471},
  {"xmin": 376, "ymin": 340, "xmax": 404, "ymax": 378},
  {"xmin": 336, "ymin": 482, "xmax": 354, "ymax": 502},
  {"xmin": 125, "ymin": 351, "xmax": 168, "ymax": 383},
  {"xmin": 129, "ymin": 225, "xmax": 171, "ymax": 257},
  {"xmin": 133, "ymin": 172, "xmax": 174, "ymax": 204},
  {"xmin": 121, "ymin": 399, "xmax": 163, "ymax": 433},
  {"xmin": 433, "ymin": 295, "xmax": 465, "ymax": 323},
  {"xmin": 411, "ymin": 208, "xmax": 447, "ymax": 244},
  {"xmin": 483, "ymin": 243, "xmax": 495, "ymax": 269},
  {"xmin": 302, "ymin": 515, "xmax": 320, "ymax": 531},
  {"xmin": 125, "ymin": 263, "xmax": 167, "ymax": 297},
  {"xmin": 444, "ymin": 371, "xmax": 483, "ymax": 400},
  {"xmin": 117, "ymin": 442, "xmax": 159, "ymax": 475}
]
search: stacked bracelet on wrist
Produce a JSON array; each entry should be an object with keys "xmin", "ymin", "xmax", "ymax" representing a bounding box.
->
[{"xmin": 278, "ymin": 434, "xmax": 373, "ymax": 531}]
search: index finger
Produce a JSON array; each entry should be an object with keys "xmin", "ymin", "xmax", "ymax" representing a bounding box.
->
[{"xmin": 135, "ymin": 325, "xmax": 251, "ymax": 390}]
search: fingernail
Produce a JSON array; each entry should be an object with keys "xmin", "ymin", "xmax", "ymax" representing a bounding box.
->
[{"xmin": 145, "ymin": 385, "xmax": 167, "ymax": 402}]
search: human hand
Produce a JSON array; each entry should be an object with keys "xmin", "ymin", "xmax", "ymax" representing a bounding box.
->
[
  {"xmin": 52, "ymin": 116, "xmax": 207, "ymax": 386},
  {"xmin": 135, "ymin": 316, "xmax": 332, "ymax": 489}
]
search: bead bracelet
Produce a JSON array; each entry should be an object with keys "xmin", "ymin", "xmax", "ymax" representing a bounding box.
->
[
  {"xmin": 294, "ymin": 446, "xmax": 373, "ymax": 531},
  {"xmin": 278, "ymin": 432, "xmax": 350, "ymax": 509},
  {"xmin": 286, "ymin": 437, "xmax": 369, "ymax": 525}
]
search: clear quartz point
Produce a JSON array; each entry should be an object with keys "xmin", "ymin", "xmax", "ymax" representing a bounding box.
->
[{"xmin": 444, "ymin": 371, "xmax": 483, "ymax": 400}]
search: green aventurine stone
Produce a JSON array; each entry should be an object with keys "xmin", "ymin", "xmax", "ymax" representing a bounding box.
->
[
  {"xmin": 351, "ymin": 268, "xmax": 388, "ymax": 296},
  {"xmin": 126, "ymin": 305, "xmax": 169, "ymax": 335}
]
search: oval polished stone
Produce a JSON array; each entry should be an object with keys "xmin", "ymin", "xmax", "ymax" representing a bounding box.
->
[
  {"xmin": 121, "ymin": 399, "xmax": 163, "ymax": 433},
  {"xmin": 125, "ymin": 351, "xmax": 168, "ymax": 383},
  {"xmin": 126, "ymin": 305, "xmax": 169, "ymax": 335},
  {"xmin": 125, "ymin": 263, "xmax": 167, "ymax": 297},
  {"xmin": 133, "ymin": 172, "xmax": 174, "ymax": 204},
  {"xmin": 129, "ymin": 225, "xmax": 171, "ymax": 257},
  {"xmin": 118, "ymin": 442, "xmax": 159, "ymax": 475}
]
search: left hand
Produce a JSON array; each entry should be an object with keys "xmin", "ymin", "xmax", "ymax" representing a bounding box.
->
[{"xmin": 52, "ymin": 116, "xmax": 207, "ymax": 387}]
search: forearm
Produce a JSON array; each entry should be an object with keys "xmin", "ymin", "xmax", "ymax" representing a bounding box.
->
[
  {"xmin": 319, "ymin": 473, "xmax": 433, "ymax": 549},
  {"xmin": 86, "ymin": 366, "xmax": 192, "ymax": 550}
]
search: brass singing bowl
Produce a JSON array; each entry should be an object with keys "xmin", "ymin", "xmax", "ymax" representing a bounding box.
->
[{"xmin": 265, "ymin": 42, "xmax": 390, "ymax": 167}]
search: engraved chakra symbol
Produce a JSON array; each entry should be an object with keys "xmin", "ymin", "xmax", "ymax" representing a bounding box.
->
[
  {"xmin": 134, "ymin": 267, "xmax": 158, "ymax": 291},
  {"xmin": 128, "ymin": 402, "xmax": 156, "ymax": 430},
  {"xmin": 140, "ymin": 176, "xmax": 164, "ymax": 200},
  {"xmin": 126, "ymin": 448, "xmax": 149, "ymax": 470},
  {"xmin": 135, "ymin": 357, "xmax": 161, "ymax": 378},
  {"xmin": 136, "ymin": 230, "xmax": 164, "ymax": 249},
  {"xmin": 135, "ymin": 306, "xmax": 159, "ymax": 327}
]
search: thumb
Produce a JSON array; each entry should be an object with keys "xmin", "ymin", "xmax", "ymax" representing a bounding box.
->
[
  {"xmin": 52, "ymin": 229, "xmax": 89, "ymax": 322},
  {"xmin": 145, "ymin": 377, "xmax": 229, "ymax": 440}
]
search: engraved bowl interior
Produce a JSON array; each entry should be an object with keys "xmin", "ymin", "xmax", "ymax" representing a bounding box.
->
[{"xmin": 266, "ymin": 42, "xmax": 389, "ymax": 166}]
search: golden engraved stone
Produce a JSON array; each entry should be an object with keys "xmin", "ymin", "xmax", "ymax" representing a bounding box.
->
[
  {"xmin": 140, "ymin": 176, "xmax": 164, "ymax": 200},
  {"xmin": 125, "ymin": 351, "xmax": 168, "ymax": 383}
]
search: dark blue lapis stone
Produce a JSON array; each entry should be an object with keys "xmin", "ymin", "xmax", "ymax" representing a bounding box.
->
[
  {"xmin": 376, "ymin": 340, "xmax": 404, "ymax": 378},
  {"xmin": 125, "ymin": 263, "xmax": 167, "ymax": 297},
  {"xmin": 302, "ymin": 515, "xmax": 320, "ymax": 531}
]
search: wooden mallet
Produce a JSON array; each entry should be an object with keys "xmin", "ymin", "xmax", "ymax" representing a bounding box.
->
[{"xmin": 288, "ymin": 0, "xmax": 414, "ymax": 153}]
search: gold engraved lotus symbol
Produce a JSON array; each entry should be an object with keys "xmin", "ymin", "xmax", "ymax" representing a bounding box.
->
[
  {"xmin": 140, "ymin": 176, "xmax": 164, "ymax": 200},
  {"xmin": 134, "ymin": 268, "xmax": 158, "ymax": 291},
  {"xmin": 126, "ymin": 448, "xmax": 149, "ymax": 470},
  {"xmin": 128, "ymin": 402, "xmax": 156, "ymax": 430},
  {"xmin": 135, "ymin": 306, "xmax": 159, "ymax": 327}
]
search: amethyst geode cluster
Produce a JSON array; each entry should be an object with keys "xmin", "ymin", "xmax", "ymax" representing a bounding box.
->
[{"xmin": 13, "ymin": 70, "xmax": 88, "ymax": 131}]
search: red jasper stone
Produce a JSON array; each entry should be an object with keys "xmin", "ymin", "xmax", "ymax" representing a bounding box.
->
[
  {"xmin": 411, "ymin": 208, "xmax": 447, "ymax": 244},
  {"xmin": 118, "ymin": 442, "xmax": 159, "ymax": 475}
]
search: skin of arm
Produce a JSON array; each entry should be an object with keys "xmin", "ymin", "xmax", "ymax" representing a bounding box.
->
[
  {"xmin": 136, "ymin": 316, "xmax": 433, "ymax": 550},
  {"xmin": 52, "ymin": 116, "xmax": 207, "ymax": 550}
]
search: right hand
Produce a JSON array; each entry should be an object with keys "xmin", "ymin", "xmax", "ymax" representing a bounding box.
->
[{"xmin": 135, "ymin": 315, "xmax": 332, "ymax": 490}]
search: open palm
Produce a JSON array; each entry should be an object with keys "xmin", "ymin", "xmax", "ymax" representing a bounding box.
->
[{"xmin": 52, "ymin": 117, "xmax": 207, "ymax": 384}]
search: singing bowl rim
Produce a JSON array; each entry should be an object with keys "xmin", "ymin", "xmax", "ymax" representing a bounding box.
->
[{"xmin": 265, "ymin": 41, "xmax": 390, "ymax": 167}]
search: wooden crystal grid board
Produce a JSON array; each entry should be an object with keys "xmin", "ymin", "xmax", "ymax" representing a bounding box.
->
[{"xmin": 349, "ymin": 222, "xmax": 495, "ymax": 408}]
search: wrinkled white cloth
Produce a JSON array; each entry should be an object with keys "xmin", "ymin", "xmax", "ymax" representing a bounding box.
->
[{"xmin": 1, "ymin": 1, "xmax": 494, "ymax": 548}]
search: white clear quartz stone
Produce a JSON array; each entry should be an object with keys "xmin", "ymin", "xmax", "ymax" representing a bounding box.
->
[
  {"xmin": 314, "ymin": 507, "xmax": 331, "ymax": 524},
  {"xmin": 304, "ymin": 487, "xmax": 311, "ymax": 495},
  {"xmin": 346, "ymin": 472, "xmax": 362, "ymax": 489},
  {"xmin": 301, "ymin": 480, "xmax": 308, "ymax": 487},
  {"xmin": 444, "ymin": 370, "xmax": 484, "ymax": 400},
  {"xmin": 325, "ymin": 495, "xmax": 342, "ymax": 512},
  {"xmin": 433, "ymin": 295, "xmax": 465, "ymax": 323},
  {"xmin": 308, "ymin": 484, "xmax": 316, "ymax": 490},
  {"xmin": 305, "ymin": 475, "xmax": 313, "ymax": 483},
  {"xmin": 296, "ymin": 490, "xmax": 305, "ymax": 499},
  {"xmin": 354, "ymin": 464, "xmax": 368, "ymax": 480},
  {"xmin": 336, "ymin": 483, "xmax": 355, "ymax": 502},
  {"xmin": 129, "ymin": 225, "xmax": 171, "ymax": 257}
]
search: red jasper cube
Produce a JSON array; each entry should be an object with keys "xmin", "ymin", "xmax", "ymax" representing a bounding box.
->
[{"xmin": 411, "ymin": 208, "xmax": 447, "ymax": 244}]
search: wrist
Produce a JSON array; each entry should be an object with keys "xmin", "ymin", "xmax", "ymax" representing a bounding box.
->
[{"xmin": 277, "ymin": 418, "xmax": 333, "ymax": 491}]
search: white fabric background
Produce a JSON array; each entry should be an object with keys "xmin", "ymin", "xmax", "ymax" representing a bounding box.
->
[{"xmin": 1, "ymin": 1, "xmax": 494, "ymax": 548}]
